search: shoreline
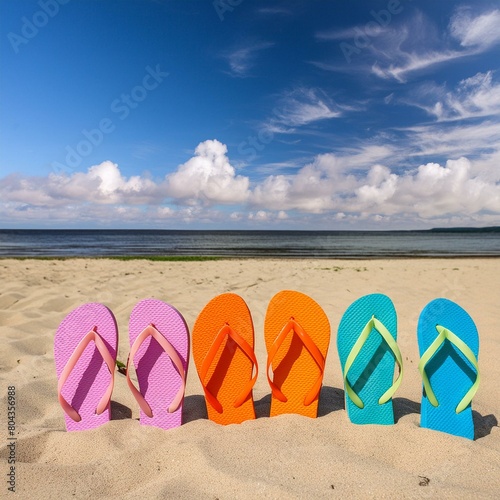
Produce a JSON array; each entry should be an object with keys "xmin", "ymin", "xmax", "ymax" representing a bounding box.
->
[{"xmin": 1, "ymin": 254, "xmax": 500, "ymax": 260}]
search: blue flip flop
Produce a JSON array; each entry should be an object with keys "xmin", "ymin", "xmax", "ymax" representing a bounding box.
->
[
  {"xmin": 337, "ymin": 294, "xmax": 403, "ymax": 425},
  {"xmin": 417, "ymin": 298, "xmax": 480, "ymax": 440}
]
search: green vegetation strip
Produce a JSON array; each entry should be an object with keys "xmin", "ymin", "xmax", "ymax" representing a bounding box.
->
[{"xmin": 1, "ymin": 255, "xmax": 226, "ymax": 262}]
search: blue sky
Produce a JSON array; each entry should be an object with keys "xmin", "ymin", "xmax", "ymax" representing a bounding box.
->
[{"xmin": 1, "ymin": 0, "xmax": 500, "ymax": 229}]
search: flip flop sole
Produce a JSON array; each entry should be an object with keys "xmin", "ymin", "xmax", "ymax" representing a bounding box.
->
[
  {"xmin": 129, "ymin": 299, "xmax": 189, "ymax": 429},
  {"xmin": 192, "ymin": 293, "xmax": 256, "ymax": 425},
  {"xmin": 265, "ymin": 290, "xmax": 330, "ymax": 418},
  {"xmin": 337, "ymin": 294, "xmax": 397, "ymax": 425},
  {"xmin": 54, "ymin": 303, "xmax": 118, "ymax": 431},
  {"xmin": 418, "ymin": 298, "xmax": 479, "ymax": 439}
]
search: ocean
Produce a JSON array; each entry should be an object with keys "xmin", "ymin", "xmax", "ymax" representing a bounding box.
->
[{"xmin": 0, "ymin": 228, "xmax": 499, "ymax": 258}]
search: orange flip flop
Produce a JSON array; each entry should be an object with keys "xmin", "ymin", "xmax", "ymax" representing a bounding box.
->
[
  {"xmin": 192, "ymin": 293, "xmax": 258, "ymax": 425},
  {"xmin": 265, "ymin": 290, "xmax": 330, "ymax": 418}
]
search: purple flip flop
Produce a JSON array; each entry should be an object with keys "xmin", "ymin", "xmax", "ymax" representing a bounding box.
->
[
  {"xmin": 127, "ymin": 299, "xmax": 189, "ymax": 429},
  {"xmin": 54, "ymin": 303, "xmax": 118, "ymax": 431}
]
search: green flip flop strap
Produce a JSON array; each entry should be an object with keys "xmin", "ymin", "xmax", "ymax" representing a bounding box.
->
[
  {"xmin": 418, "ymin": 325, "xmax": 480, "ymax": 414},
  {"xmin": 343, "ymin": 316, "xmax": 403, "ymax": 409}
]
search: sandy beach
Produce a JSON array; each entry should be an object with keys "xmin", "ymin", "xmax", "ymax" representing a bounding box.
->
[{"xmin": 1, "ymin": 257, "xmax": 499, "ymax": 499}]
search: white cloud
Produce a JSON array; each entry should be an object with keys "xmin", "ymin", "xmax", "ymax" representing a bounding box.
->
[
  {"xmin": 373, "ymin": 9, "xmax": 500, "ymax": 82},
  {"xmin": 410, "ymin": 71, "xmax": 500, "ymax": 121},
  {"xmin": 250, "ymin": 154, "xmax": 500, "ymax": 222},
  {"xmin": 277, "ymin": 87, "xmax": 343, "ymax": 126},
  {"xmin": 316, "ymin": 9, "xmax": 500, "ymax": 83},
  {"xmin": 404, "ymin": 120, "xmax": 500, "ymax": 159},
  {"xmin": 157, "ymin": 206, "xmax": 175, "ymax": 217},
  {"xmin": 1, "ymin": 139, "xmax": 500, "ymax": 227},
  {"xmin": 333, "ymin": 145, "xmax": 394, "ymax": 169},
  {"xmin": 0, "ymin": 160, "xmax": 159, "ymax": 207},
  {"xmin": 223, "ymin": 42, "xmax": 274, "ymax": 77},
  {"xmin": 246, "ymin": 209, "xmax": 290, "ymax": 224},
  {"xmin": 450, "ymin": 8, "xmax": 500, "ymax": 49},
  {"xmin": 165, "ymin": 139, "xmax": 250, "ymax": 205},
  {"xmin": 264, "ymin": 87, "xmax": 346, "ymax": 134},
  {"xmin": 367, "ymin": 11, "xmax": 466, "ymax": 82},
  {"xmin": 393, "ymin": 158, "xmax": 500, "ymax": 218},
  {"xmin": 87, "ymin": 161, "xmax": 156, "ymax": 199},
  {"xmin": 371, "ymin": 49, "xmax": 465, "ymax": 83},
  {"xmin": 248, "ymin": 210, "xmax": 270, "ymax": 221},
  {"xmin": 0, "ymin": 140, "xmax": 251, "ymax": 211},
  {"xmin": 355, "ymin": 165, "xmax": 398, "ymax": 208}
]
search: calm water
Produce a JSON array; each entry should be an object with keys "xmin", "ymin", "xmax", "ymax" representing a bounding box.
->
[{"xmin": 0, "ymin": 229, "xmax": 499, "ymax": 258}]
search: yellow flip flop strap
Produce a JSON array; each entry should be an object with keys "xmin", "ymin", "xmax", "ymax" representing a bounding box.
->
[
  {"xmin": 343, "ymin": 316, "xmax": 403, "ymax": 409},
  {"xmin": 418, "ymin": 325, "xmax": 480, "ymax": 414}
]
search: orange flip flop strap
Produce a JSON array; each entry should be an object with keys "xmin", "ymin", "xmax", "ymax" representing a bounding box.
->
[
  {"xmin": 126, "ymin": 324, "xmax": 186, "ymax": 417},
  {"xmin": 57, "ymin": 327, "xmax": 116, "ymax": 422},
  {"xmin": 267, "ymin": 319, "xmax": 325, "ymax": 406},
  {"xmin": 200, "ymin": 324, "xmax": 258, "ymax": 413}
]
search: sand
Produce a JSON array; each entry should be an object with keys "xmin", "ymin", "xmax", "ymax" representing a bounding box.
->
[{"xmin": 0, "ymin": 257, "xmax": 499, "ymax": 499}]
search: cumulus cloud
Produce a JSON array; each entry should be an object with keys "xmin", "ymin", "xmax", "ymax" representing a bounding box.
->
[
  {"xmin": 0, "ymin": 141, "xmax": 252, "ymax": 215},
  {"xmin": 1, "ymin": 140, "xmax": 500, "ymax": 227},
  {"xmin": 87, "ymin": 161, "xmax": 158, "ymax": 200},
  {"xmin": 250, "ymin": 153, "xmax": 500, "ymax": 222},
  {"xmin": 394, "ymin": 158, "xmax": 500, "ymax": 218},
  {"xmin": 165, "ymin": 139, "xmax": 250, "ymax": 205},
  {"xmin": 0, "ymin": 161, "xmax": 159, "ymax": 207}
]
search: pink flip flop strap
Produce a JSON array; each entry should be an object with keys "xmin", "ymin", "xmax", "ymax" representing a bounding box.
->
[
  {"xmin": 200, "ymin": 324, "xmax": 258, "ymax": 413},
  {"xmin": 267, "ymin": 318, "xmax": 325, "ymax": 406},
  {"xmin": 126, "ymin": 324, "xmax": 186, "ymax": 417},
  {"xmin": 57, "ymin": 327, "xmax": 116, "ymax": 422}
]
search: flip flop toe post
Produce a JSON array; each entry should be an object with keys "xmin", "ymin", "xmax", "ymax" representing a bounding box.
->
[
  {"xmin": 54, "ymin": 303, "xmax": 118, "ymax": 431},
  {"xmin": 418, "ymin": 298, "xmax": 480, "ymax": 439}
]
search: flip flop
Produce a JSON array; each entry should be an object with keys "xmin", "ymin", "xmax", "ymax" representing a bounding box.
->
[
  {"xmin": 264, "ymin": 290, "xmax": 330, "ymax": 418},
  {"xmin": 54, "ymin": 303, "xmax": 118, "ymax": 431},
  {"xmin": 192, "ymin": 293, "xmax": 258, "ymax": 425},
  {"xmin": 337, "ymin": 294, "xmax": 403, "ymax": 425},
  {"xmin": 417, "ymin": 298, "xmax": 480, "ymax": 440},
  {"xmin": 127, "ymin": 299, "xmax": 189, "ymax": 430}
]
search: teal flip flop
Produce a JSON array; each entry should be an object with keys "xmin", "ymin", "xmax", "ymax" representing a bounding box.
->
[
  {"xmin": 418, "ymin": 298, "xmax": 480, "ymax": 440},
  {"xmin": 337, "ymin": 294, "xmax": 403, "ymax": 425}
]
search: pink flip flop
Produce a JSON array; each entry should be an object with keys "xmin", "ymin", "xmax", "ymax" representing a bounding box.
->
[
  {"xmin": 54, "ymin": 303, "xmax": 118, "ymax": 431},
  {"xmin": 127, "ymin": 299, "xmax": 189, "ymax": 429}
]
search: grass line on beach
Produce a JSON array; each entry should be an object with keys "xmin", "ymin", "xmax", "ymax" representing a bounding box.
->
[{"xmin": 0, "ymin": 255, "xmax": 227, "ymax": 262}]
